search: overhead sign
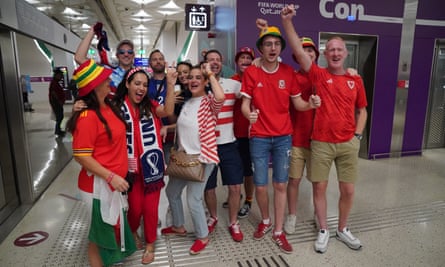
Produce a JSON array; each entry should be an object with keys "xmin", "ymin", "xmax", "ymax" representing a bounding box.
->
[
  {"xmin": 14, "ymin": 231, "xmax": 48, "ymax": 247},
  {"xmin": 134, "ymin": 57, "xmax": 149, "ymax": 67},
  {"xmin": 185, "ymin": 4, "xmax": 211, "ymax": 31}
]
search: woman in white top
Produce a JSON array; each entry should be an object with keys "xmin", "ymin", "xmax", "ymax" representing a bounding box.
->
[{"xmin": 161, "ymin": 62, "xmax": 225, "ymax": 255}]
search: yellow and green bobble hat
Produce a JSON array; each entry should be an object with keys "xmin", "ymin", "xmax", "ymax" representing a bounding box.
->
[
  {"xmin": 256, "ymin": 26, "xmax": 286, "ymax": 51},
  {"xmin": 292, "ymin": 37, "xmax": 320, "ymax": 62},
  {"xmin": 301, "ymin": 37, "xmax": 320, "ymax": 60},
  {"xmin": 72, "ymin": 59, "xmax": 112, "ymax": 97}
]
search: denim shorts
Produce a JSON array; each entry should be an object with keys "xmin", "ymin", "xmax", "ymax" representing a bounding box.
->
[
  {"xmin": 205, "ymin": 141, "xmax": 244, "ymax": 190},
  {"xmin": 250, "ymin": 135, "xmax": 291, "ymax": 186}
]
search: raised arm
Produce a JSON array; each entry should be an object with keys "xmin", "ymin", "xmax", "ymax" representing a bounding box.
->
[
  {"xmin": 203, "ymin": 63, "xmax": 225, "ymax": 102},
  {"xmin": 281, "ymin": 4, "xmax": 312, "ymax": 72},
  {"xmin": 74, "ymin": 26, "xmax": 95, "ymax": 65},
  {"xmin": 155, "ymin": 65, "xmax": 177, "ymax": 118}
]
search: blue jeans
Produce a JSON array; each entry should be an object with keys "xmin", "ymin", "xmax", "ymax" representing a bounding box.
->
[
  {"xmin": 250, "ymin": 135, "xmax": 291, "ymax": 186},
  {"xmin": 166, "ymin": 163, "xmax": 216, "ymax": 238}
]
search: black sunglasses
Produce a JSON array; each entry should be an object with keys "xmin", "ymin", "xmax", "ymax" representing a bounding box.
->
[{"xmin": 118, "ymin": 49, "xmax": 134, "ymax": 55}]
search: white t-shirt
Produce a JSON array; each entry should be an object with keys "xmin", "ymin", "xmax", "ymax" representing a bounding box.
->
[{"xmin": 177, "ymin": 96, "xmax": 202, "ymax": 154}]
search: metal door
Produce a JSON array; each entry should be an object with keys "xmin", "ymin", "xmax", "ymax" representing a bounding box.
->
[
  {"xmin": 424, "ymin": 41, "xmax": 445, "ymax": 148},
  {"xmin": 0, "ymin": 39, "xmax": 19, "ymax": 225}
]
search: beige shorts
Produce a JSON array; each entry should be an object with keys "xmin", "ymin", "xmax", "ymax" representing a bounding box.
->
[
  {"xmin": 310, "ymin": 138, "xmax": 360, "ymax": 183},
  {"xmin": 289, "ymin": 146, "xmax": 311, "ymax": 180}
]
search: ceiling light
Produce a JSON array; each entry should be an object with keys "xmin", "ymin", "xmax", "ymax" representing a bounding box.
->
[
  {"xmin": 81, "ymin": 23, "xmax": 90, "ymax": 29},
  {"xmin": 158, "ymin": 10, "xmax": 182, "ymax": 16},
  {"xmin": 131, "ymin": 17, "xmax": 152, "ymax": 22},
  {"xmin": 135, "ymin": 24, "xmax": 147, "ymax": 29},
  {"xmin": 160, "ymin": 0, "xmax": 181, "ymax": 10},
  {"xmin": 131, "ymin": 0, "xmax": 157, "ymax": 4},
  {"xmin": 66, "ymin": 16, "xmax": 88, "ymax": 21},
  {"xmin": 133, "ymin": 10, "xmax": 151, "ymax": 17},
  {"xmin": 63, "ymin": 7, "xmax": 81, "ymax": 15},
  {"xmin": 25, "ymin": 0, "xmax": 41, "ymax": 4},
  {"xmin": 37, "ymin": 6, "xmax": 51, "ymax": 12}
]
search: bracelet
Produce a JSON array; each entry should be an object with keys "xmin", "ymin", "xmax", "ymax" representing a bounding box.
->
[{"xmin": 106, "ymin": 172, "xmax": 115, "ymax": 184}]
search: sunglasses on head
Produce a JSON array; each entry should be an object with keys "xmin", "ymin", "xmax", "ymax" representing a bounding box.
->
[{"xmin": 118, "ymin": 49, "xmax": 134, "ymax": 55}]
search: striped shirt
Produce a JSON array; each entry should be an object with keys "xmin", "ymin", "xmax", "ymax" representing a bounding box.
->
[
  {"xmin": 177, "ymin": 94, "xmax": 223, "ymax": 164},
  {"xmin": 214, "ymin": 78, "xmax": 241, "ymax": 144}
]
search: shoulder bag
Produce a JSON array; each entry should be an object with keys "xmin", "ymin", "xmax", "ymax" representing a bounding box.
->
[{"xmin": 166, "ymin": 129, "xmax": 205, "ymax": 182}]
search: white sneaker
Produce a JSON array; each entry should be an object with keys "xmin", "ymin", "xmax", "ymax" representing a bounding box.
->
[
  {"xmin": 284, "ymin": 214, "xmax": 297, "ymax": 234},
  {"xmin": 314, "ymin": 229, "xmax": 330, "ymax": 253},
  {"xmin": 336, "ymin": 227, "xmax": 362, "ymax": 250}
]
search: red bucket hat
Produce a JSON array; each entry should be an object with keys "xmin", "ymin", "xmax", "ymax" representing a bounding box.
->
[{"xmin": 73, "ymin": 59, "xmax": 113, "ymax": 97}]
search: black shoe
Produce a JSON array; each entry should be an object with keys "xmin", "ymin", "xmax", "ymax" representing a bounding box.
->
[
  {"xmin": 237, "ymin": 202, "xmax": 251, "ymax": 219},
  {"xmin": 56, "ymin": 131, "xmax": 66, "ymax": 137}
]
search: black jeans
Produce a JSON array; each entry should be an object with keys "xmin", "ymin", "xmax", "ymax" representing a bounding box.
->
[{"xmin": 50, "ymin": 100, "xmax": 64, "ymax": 134}]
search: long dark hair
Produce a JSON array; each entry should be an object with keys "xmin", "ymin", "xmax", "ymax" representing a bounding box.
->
[
  {"xmin": 113, "ymin": 68, "xmax": 152, "ymax": 119},
  {"xmin": 66, "ymin": 90, "xmax": 125, "ymax": 141}
]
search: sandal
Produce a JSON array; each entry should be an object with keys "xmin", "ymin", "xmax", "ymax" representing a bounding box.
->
[
  {"xmin": 161, "ymin": 226, "xmax": 187, "ymax": 236},
  {"xmin": 189, "ymin": 239, "xmax": 209, "ymax": 255},
  {"xmin": 133, "ymin": 233, "xmax": 144, "ymax": 250},
  {"xmin": 142, "ymin": 249, "xmax": 155, "ymax": 265}
]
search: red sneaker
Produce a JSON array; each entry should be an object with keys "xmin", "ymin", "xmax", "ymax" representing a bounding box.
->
[
  {"xmin": 253, "ymin": 222, "xmax": 272, "ymax": 240},
  {"xmin": 160, "ymin": 226, "xmax": 187, "ymax": 236},
  {"xmin": 189, "ymin": 239, "xmax": 209, "ymax": 255},
  {"xmin": 207, "ymin": 216, "xmax": 218, "ymax": 234},
  {"xmin": 272, "ymin": 233, "xmax": 293, "ymax": 253},
  {"xmin": 228, "ymin": 222, "xmax": 243, "ymax": 242}
]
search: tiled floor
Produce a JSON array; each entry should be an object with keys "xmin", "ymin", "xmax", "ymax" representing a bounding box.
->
[{"xmin": 0, "ymin": 148, "xmax": 444, "ymax": 266}]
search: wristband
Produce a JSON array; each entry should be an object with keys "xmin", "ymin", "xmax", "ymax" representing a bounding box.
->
[{"xmin": 106, "ymin": 172, "xmax": 115, "ymax": 184}]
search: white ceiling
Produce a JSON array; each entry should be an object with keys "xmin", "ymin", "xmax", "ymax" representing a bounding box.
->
[{"xmin": 25, "ymin": 0, "xmax": 202, "ymax": 53}]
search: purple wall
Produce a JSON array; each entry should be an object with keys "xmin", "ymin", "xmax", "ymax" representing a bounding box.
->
[
  {"xmin": 368, "ymin": 37, "xmax": 400, "ymax": 156},
  {"xmin": 236, "ymin": 0, "xmax": 445, "ymax": 158}
]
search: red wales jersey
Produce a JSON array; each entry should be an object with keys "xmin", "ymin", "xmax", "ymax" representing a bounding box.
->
[
  {"xmin": 241, "ymin": 63, "xmax": 301, "ymax": 138},
  {"xmin": 308, "ymin": 64, "xmax": 367, "ymax": 143},
  {"xmin": 291, "ymin": 71, "xmax": 315, "ymax": 148},
  {"xmin": 231, "ymin": 73, "xmax": 250, "ymax": 138},
  {"xmin": 72, "ymin": 107, "xmax": 128, "ymax": 193}
]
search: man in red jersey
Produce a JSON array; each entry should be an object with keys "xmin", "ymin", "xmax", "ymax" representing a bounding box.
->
[
  {"xmin": 231, "ymin": 47, "xmax": 255, "ymax": 219},
  {"xmin": 284, "ymin": 37, "xmax": 320, "ymax": 235},
  {"xmin": 240, "ymin": 24, "xmax": 320, "ymax": 254},
  {"xmin": 281, "ymin": 4, "xmax": 367, "ymax": 253}
]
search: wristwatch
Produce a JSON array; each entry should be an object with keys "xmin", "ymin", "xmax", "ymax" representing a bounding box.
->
[{"xmin": 354, "ymin": 133, "xmax": 363, "ymax": 140}]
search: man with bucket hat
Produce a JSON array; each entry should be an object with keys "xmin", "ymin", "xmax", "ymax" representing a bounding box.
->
[{"xmin": 240, "ymin": 23, "xmax": 321, "ymax": 253}]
